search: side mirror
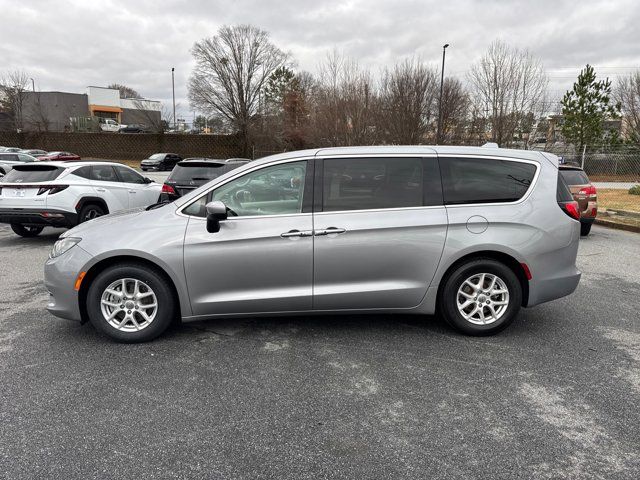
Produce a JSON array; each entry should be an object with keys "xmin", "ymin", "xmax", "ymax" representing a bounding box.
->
[
  {"xmin": 143, "ymin": 177, "xmax": 153, "ymax": 184},
  {"xmin": 205, "ymin": 201, "xmax": 228, "ymax": 233}
]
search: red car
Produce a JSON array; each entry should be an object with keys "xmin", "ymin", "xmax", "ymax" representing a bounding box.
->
[{"xmin": 38, "ymin": 151, "xmax": 81, "ymax": 162}]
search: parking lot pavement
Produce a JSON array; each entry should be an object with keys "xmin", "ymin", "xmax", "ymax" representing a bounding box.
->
[
  {"xmin": 138, "ymin": 170, "xmax": 169, "ymax": 184},
  {"xmin": 0, "ymin": 225, "xmax": 639, "ymax": 479}
]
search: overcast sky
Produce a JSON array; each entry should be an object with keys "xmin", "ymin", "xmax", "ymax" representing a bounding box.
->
[{"xmin": 1, "ymin": 0, "xmax": 638, "ymax": 119}]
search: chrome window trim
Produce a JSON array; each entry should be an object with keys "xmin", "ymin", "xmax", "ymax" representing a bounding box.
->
[
  {"xmin": 315, "ymin": 205, "xmax": 444, "ymax": 216},
  {"xmin": 177, "ymin": 156, "xmax": 313, "ymax": 219}
]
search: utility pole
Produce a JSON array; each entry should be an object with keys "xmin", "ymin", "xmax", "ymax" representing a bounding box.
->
[
  {"xmin": 436, "ymin": 44, "xmax": 449, "ymax": 145},
  {"xmin": 171, "ymin": 67, "xmax": 176, "ymax": 130}
]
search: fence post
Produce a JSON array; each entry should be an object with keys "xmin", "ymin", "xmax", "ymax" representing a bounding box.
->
[{"xmin": 581, "ymin": 145, "xmax": 586, "ymax": 169}]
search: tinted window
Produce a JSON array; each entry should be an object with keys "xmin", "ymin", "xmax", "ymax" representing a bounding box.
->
[
  {"xmin": 184, "ymin": 161, "xmax": 307, "ymax": 217},
  {"xmin": 0, "ymin": 154, "xmax": 19, "ymax": 162},
  {"xmin": 90, "ymin": 165, "xmax": 119, "ymax": 182},
  {"xmin": 556, "ymin": 174, "xmax": 574, "ymax": 202},
  {"xmin": 2, "ymin": 166, "xmax": 63, "ymax": 182},
  {"xmin": 72, "ymin": 166, "xmax": 92, "ymax": 179},
  {"xmin": 149, "ymin": 154, "xmax": 165, "ymax": 160},
  {"xmin": 115, "ymin": 166, "xmax": 145, "ymax": 184},
  {"xmin": 560, "ymin": 169, "xmax": 589, "ymax": 185},
  {"xmin": 168, "ymin": 163, "xmax": 230, "ymax": 183},
  {"xmin": 322, "ymin": 157, "xmax": 424, "ymax": 211},
  {"xmin": 440, "ymin": 157, "xmax": 536, "ymax": 205},
  {"xmin": 18, "ymin": 154, "xmax": 34, "ymax": 162}
]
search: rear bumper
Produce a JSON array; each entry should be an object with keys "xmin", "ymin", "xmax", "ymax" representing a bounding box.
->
[{"xmin": 0, "ymin": 208, "xmax": 77, "ymax": 227}]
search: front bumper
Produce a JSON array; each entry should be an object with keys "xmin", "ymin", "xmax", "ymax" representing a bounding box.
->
[
  {"xmin": 44, "ymin": 244, "xmax": 93, "ymax": 322},
  {"xmin": 141, "ymin": 163, "xmax": 161, "ymax": 171},
  {"xmin": 0, "ymin": 208, "xmax": 77, "ymax": 227}
]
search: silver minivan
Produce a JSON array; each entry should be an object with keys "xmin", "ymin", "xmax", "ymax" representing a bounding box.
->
[{"xmin": 44, "ymin": 146, "xmax": 581, "ymax": 342}]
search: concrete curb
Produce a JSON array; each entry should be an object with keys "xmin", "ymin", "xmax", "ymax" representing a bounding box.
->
[{"xmin": 594, "ymin": 218, "xmax": 640, "ymax": 234}]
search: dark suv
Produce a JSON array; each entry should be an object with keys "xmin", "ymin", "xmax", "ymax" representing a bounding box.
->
[
  {"xmin": 141, "ymin": 153, "xmax": 183, "ymax": 171},
  {"xmin": 159, "ymin": 158, "xmax": 250, "ymax": 201}
]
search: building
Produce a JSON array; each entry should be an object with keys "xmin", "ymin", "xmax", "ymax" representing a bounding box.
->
[{"xmin": 21, "ymin": 86, "xmax": 162, "ymax": 132}]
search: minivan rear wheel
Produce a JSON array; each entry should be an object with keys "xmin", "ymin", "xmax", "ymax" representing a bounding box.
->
[
  {"xmin": 439, "ymin": 259, "xmax": 522, "ymax": 335},
  {"xmin": 86, "ymin": 264, "xmax": 176, "ymax": 342}
]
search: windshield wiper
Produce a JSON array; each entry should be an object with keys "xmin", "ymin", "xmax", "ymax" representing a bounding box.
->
[{"xmin": 146, "ymin": 199, "xmax": 172, "ymax": 210}]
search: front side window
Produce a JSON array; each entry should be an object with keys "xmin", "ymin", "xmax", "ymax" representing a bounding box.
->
[
  {"xmin": 322, "ymin": 157, "xmax": 424, "ymax": 211},
  {"xmin": 184, "ymin": 161, "xmax": 307, "ymax": 217},
  {"xmin": 115, "ymin": 166, "xmax": 145, "ymax": 184},
  {"xmin": 440, "ymin": 157, "xmax": 537, "ymax": 205}
]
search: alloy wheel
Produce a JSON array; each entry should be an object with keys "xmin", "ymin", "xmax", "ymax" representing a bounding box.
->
[
  {"xmin": 456, "ymin": 273, "xmax": 510, "ymax": 325},
  {"xmin": 100, "ymin": 278, "xmax": 158, "ymax": 332}
]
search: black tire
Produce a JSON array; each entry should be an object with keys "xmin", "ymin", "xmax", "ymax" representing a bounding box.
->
[
  {"xmin": 79, "ymin": 204, "xmax": 105, "ymax": 223},
  {"xmin": 86, "ymin": 263, "xmax": 176, "ymax": 343},
  {"xmin": 438, "ymin": 258, "xmax": 522, "ymax": 336},
  {"xmin": 11, "ymin": 224, "xmax": 44, "ymax": 237},
  {"xmin": 580, "ymin": 222, "xmax": 592, "ymax": 236}
]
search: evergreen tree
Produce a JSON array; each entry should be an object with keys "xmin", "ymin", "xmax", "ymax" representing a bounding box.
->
[{"xmin": 561, "ymin": 64, "xmax": 621, "ymax": 151}]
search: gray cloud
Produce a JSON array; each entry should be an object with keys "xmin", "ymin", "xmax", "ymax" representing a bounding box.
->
[{"xmin": 1, "ymin": 0, "xmax": 637, "ymax": 117}]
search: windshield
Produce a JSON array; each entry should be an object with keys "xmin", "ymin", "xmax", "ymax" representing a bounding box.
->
[
  {"xmin": 560, "ymin": 170, "xmax": 589, "ymax": 185},
  {"xmin": 168, "ymin": 163, "xmax": 229, "ymax": 182},
  {"xmin": 149, "ymin": 154, "xmax": 165, "ymax": 160},
  {"xmin": 2, "ymin": 165, "xmax": 64, "ymax": 182}
]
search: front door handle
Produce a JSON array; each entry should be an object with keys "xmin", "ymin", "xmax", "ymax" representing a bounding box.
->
[
  {"xmin": 128, "ymin": 190, "xmax": 136, "ymax": 193},
  {"xmin": 281, "ymin": 229, "xmax": 313, "ymax": 238},
  {"xmin": 315, "ymin": 227, "xmax": 347, "ymax": 236},
  {"xmin": 95, "ymin": 188, "xmax": 106, "ymax": 192}
]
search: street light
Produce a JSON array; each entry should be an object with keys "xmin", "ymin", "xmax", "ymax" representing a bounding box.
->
[
  {"xmin": 171, "ymin": 67, "xmax": 176, "ymax": 130},
  {"xmin": 30, "ymin": 78, "xmax": 35, "ymax": 92},
  {"xmin": 436, "ymin": 43, "xmax": 449, "ymax": 145}
]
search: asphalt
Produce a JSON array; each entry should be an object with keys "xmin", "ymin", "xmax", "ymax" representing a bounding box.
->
[{"xmin": 0, "ymin": 224, "xmax": 639, "ymax": 479}]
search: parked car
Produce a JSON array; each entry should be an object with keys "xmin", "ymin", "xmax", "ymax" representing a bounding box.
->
[
  {"xmin": 558, "ymin": 164, "xmax": 597, "ymax": 236},
  {"xmin": 0, "ymin": 152, "xmax": 38, "ymax": 177},
  {"xmin": 20, "ymin": 149, "xmax": 49, "ymax": 158},
  {"xmin": 38, "ymin": 151, "xmax": 82, "ymax": 162},
  {"xmin": 119, "ymin": 124, "xmax": 149, "ymax": 133},
  {"xmin": 1, "ymin": 147, "xmax": 22, "ymax": 153},
  {"xmin": 159, "ymin": 158, "xmax": 249, "ymax": 201},
  {"xmin": 140, "ymin": 153, "xmax": 183, "ymax": 171},
  {"xmin": 43, "ymin": 145, "xmax": 581, "ymax": 343},
  {"xmin": 99, "ymin": 118, "xmax": 122, "ymax": 132},
  {"xmin": 0, "ymin": 161, "xmax": 160, "ymax": 237}
]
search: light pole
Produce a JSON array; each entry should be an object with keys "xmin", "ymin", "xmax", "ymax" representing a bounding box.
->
[
  {"xmin": 437, "ymin": 43, "xmax": 449, "ymax": 145},
  {"xmin": 30, "ymin": 78, "xmax": 35, "ymax": 92},
  {"xmin": 171, "ymin": 67, "xmax": 176, "ymax": 130}
]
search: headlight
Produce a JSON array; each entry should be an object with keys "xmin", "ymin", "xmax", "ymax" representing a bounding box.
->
[{"xmin": 50, "ymin": 237, "xmax": 81, "ymax": 259}]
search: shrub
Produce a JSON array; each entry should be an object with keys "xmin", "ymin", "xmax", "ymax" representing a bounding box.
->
[{"xmin": 629, "ymin": 185, "xmax": 640, "ymax": 195}]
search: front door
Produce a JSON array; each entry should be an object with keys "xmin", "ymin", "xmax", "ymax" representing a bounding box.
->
[
  {"xmin": 312, "ymin": 155, "xmax": 448, "ymax": 310},
  {"xmin": 183, "ymin": 160, "xmax": 313, "ymax": 316},
  {"xmin": 90, "ymin": 164, "xmax": 129, "ymax": 211}
]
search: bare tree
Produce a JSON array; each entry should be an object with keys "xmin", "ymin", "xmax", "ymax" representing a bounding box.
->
[
  {"xmin": 188, "ymin": 24, "xmax": 289, "ymax": 155},
  {"xmin": 108, "ymin": 83, "xmax": 142, "ymax": 99},
  {"xmin": 468, "ymin": 40, "xmax": 548, "ymax": 146},
  {"xmin": 616, "ymin": 71, "xmax": 640, "ymax": 142},
  {"xmin": 310, "ymin": 51, "xmax": 378, "ymax": 146},
  {"xmin": 379, "ymin": 59, "xmax": 438, "ymax": 144},
  {"xmin": 0, "ymin": 70, "xmax": 30, "ymax": 131},
  {"xmin": 439, "ymin": 77, "xmax": 470, "ymax": 144}
]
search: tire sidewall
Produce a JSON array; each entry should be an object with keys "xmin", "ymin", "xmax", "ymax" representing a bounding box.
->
[
  {"xmin": 11, "ymin": 224, "xmax": 44, "ymax": 237},
  {"xmin": 86, "ymin": 264, "xmax": 175, "ymax": 342},
  {"xmin": 440, "ymin": 259, "xmax": 522, "ymax": 335},
  {"xmin": 79, "ymin": 204, "xmax": 105, "ymax": 223}
]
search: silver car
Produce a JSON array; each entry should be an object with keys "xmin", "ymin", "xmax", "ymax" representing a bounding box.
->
[{"xmin": 44, "ymin": 146, "xmax": 581, "ymax": 342}]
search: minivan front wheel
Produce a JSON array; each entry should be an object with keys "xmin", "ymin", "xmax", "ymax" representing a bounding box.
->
[
  {"xmin": 86, "ymin": 264, "xmax": 176, "ymax": 342},
  {"xmin": 439, "ymin": 259, "xmax": 522, "ymax": 335}
]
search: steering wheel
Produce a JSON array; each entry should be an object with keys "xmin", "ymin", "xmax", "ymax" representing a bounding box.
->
[{"xmin": 233, "ymin": 189, "xmax": 254, "ymax": 207}]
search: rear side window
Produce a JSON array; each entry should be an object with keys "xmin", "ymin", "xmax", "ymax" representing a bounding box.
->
[
  {"xmin": 322, "ymin": 157, "xmax": 434, "ymax": 211},
  {"xmin": 2, "ymin": 165, "xmax": 63, "ymax": 182},
  {"xmin": 440, "ymin": 157, "xmax": 537, "ymax": 205},
  {"xmin": 556, "ymin": 173, "xmax": 574, "ymax": 202},
  {"xmin": 1, "ymin": 154, "xmax": 19, "ymax": 162},
  {"xmin": 560, "ymin": 169, "xmax": 589, "ymax": 185},
  {"xmin": 90, "ymin": 165, "xmax": 118, "ymax": 182},
  {"xmin": 168, "ymin": 163, "xmax": 230, "ymax": 183}
]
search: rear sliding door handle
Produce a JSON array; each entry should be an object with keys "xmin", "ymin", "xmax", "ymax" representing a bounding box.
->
[
  {"xmin": 315, "ymin": 227, "xmax": 346, "ymax": 236},
  {"xmin": 281, "ymin": 229, "xmax": 313, "ymax": 238}
]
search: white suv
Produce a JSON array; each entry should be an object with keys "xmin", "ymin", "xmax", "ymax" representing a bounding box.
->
[{"xmin": 0, "ymin": 161, "xmax": 161, "ymax": 237}]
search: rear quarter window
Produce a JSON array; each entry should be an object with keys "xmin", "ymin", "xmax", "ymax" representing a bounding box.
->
[{"xmin": 440, "ymin": 157, "xmax": 537, "ymax": 205}]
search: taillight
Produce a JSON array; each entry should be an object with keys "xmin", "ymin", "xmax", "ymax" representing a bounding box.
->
[
  {"xmin": 560, "ymin": 201, "xmax": 581, "ymax": 220},
  {"xmin": 37, "ymin": 185, "xmax": 68, "ymax": 195},
  {"xmin": 161, "ymin": 184, "xmax": 176, "ymax": 195},
  {"xmin": 578, "ymin": 185, "xmax": 597, "ymax": 196}
]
